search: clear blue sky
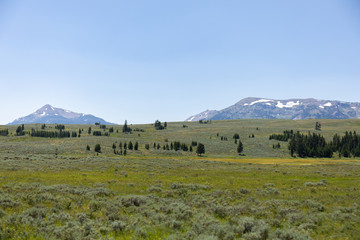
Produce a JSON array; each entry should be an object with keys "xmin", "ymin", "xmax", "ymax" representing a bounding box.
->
[{"xmin": 1, "ymin": 0, "xmax": 359, "ymax": 124}]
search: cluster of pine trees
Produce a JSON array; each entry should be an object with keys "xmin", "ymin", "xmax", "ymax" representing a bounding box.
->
[
  {"xmin": 0, "ymin": 129, "xmax": 9, "ymax": 136},
  {"xmin": 93, "ymin": 131, "xmax": 102, "ymax": 136},
  {"xmin": 145, "ymin": 141, "xmax": 195, "ymax": 152},
  {"xmin": 199, "ymin": 120, "xmax": 211, "ymax": 124},
  {"xmin": 30, "ymin": 129, "xmax": 75, "ymax": 138},
  {"xmin": 271, "ymin": 130, "xmax": 360, "ymax": 158},
  {"xmin": 154, "ymin": 120, "xmax": 167, "ymax": 130},
  {"xmin": 112, "ymin": 141, "xmax": 139, "ymax": 155},
  {"xmin": 288, "ymin": 132, "xmax": 333, "ymax": 158},
  {"xmin": 332, "ymin": 131, "xmax": 360, "ymax": 157},
  {"xmin": 269, "ymin": 130, "xmax": 294, "ymax": 141},
  {"xmin": 16, "ymin": 125, "xmax": 25, "ymax": 136}
]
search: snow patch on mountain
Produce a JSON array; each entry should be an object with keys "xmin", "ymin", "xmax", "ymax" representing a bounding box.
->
[
  {"xmin": 319, "ymin": 102, "xmax": 332, "ymax": 109},
  {"xmin": 276, "ymin": 101, "xmax": 300, "ymax": 108},
  {"xmin": 244, "ymin": 99, "xmax": 273, "ymax": 106}
]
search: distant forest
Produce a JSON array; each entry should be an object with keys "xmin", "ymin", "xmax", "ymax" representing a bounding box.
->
[{"xmin": 271, "ymin": 130, "xmax": 360, "ymax": 158}]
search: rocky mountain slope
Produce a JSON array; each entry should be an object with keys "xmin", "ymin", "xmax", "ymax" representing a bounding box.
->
[
  {"xmin": 8, "ymin": 104, "xmax": 114, "ymax": 125},
  {"xmin": 186, "ymin": 97, "xmax": 360, "ymax": 121}
]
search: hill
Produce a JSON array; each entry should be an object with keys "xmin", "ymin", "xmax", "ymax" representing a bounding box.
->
[{"xmin": 8, "ymin": 104, "xmax": 114, "ymax": 125}]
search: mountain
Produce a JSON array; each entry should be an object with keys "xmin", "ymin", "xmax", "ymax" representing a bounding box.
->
[
  {"xmin": 8, "ymin": 104, "xmax": 114, "ymax": 125},
  {"xmin": 186, "ymin": 97, "xmax": 360, "ymax": 121}
]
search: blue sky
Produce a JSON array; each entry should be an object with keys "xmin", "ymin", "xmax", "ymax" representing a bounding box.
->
[{"xmin": 0, "ymin": 0, "xmax": 359, "ymax": 124}]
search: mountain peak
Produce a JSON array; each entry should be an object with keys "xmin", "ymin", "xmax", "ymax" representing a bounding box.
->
[
  {"xmin": 8, "ymin": 105, "xmax": 114, "ymax": 125},
  {"xmin": 36, "ymin": 104, "xmax": 55, "ymax": 114}
]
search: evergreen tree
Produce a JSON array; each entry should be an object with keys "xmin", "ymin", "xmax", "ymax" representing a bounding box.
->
[
  {"xmin": 134, "ymin": 141, "xmax": 139, "ymax": 150},
  {"xmin": 237, "ymin": 141, "xmax": 243, "ymax": 155},
  {"xmin": 233, "ymin": 133, "xmax": 240, "ymax": 139},
  {"xmin": 128, "ymin": 141, "xmax": 133, "ymax": 150},
  {"xmin": 88, "ymin": 127, "xmax": 92, "ymax": 135},
  {"xmin": 94, "ymin": 144, "xmax": 101, "ymax": 153},
  {"xmin": 16, "ymin": 126, "xmax": 23, "ymax": 136},
  {"xmin": 86, "ymin": 145, "xmax": 90, "ymax": 151},
  {"xmin": 112, "ymin": 143, "xmax": 116, "ymax": 149},
  {"xmin": 315, "ymin": 122, "xmax": 322, "ymax": 131},
  {"xmin": 122, "ymin": 120, "xmax": 131, "ymax": 133},
  {"xmin": 196, "ymin": 143, "xmax": 205, "ymax": 156}
]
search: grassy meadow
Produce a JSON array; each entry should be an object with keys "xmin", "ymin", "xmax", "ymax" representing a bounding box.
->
[{"xmin": 0, "ymin": 119, "xmax": 359, "ymax": 239}]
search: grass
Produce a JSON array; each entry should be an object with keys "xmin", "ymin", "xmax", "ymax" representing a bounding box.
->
[{"xmin": 0, "ymin": 119, "xmax": 359, "ymax": 239}]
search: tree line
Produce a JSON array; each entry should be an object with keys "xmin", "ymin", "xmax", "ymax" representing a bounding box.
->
[
  {"xmin": 30, "ymin": 129, "xmax": 77, "ymax": 138},
  {"xmin": 286, "ymin": 131, "xmax": 360, "ymax": 158}
]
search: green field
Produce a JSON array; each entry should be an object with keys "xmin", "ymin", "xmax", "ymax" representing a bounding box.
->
[{"xmin": 0, "ymin": 119, "xmax": 359, "ymax": 239}]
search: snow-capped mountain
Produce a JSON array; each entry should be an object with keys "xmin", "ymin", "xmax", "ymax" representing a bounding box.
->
[
  {"xmin": 186, "ymin": 97, "xmax": 360, "ymax": 121},
  {"xmin": 8, "ymin": 104, "xmax": 114, "ymax": 125}
]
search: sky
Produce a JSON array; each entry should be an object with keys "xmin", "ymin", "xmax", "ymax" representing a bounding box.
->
[{"xmin": 0, "ymin": 0, "xmax": 359, "ymax": 124}]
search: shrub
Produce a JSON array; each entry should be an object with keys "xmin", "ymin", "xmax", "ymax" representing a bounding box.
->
[
  {"xmin": 274, "ymin": 228, "xmax": 310, "ymax": 240},
  {"xmin": 111, "ymin": 220, "xmax": 127, "ymax": 232},
  {"xmin": 304, "ymin": 180, "xmax": 326, "ymax": 187},
  {"xmin": 0, "ymin": 208, "xmax": 6, "ymax": 218}
]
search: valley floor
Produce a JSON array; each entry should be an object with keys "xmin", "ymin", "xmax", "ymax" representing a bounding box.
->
[{"xmin": 0, "ymin": 119, "xmax": 359, "ymax": 239}]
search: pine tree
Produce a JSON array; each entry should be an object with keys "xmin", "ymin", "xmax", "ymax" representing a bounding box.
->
[
  {"xmin": 134, "ymin": 142, "xmax": 139, "ymax": 150},
  {"xmin": 315, "ymin": 122, "xmax": 322, "ymax": 131},
  {"xmin": 196, "ymin": 143, "xmax": 205, "ymax": 156},
  {"xmin": 237, "ymin": 141, "xmax": 243, "ymax": 155},
  {"xmin": 95, "ymin": 144, "xmax": 101, "ymax": 153},
  {"xmin": 128, "ymin": 141, "xmax": 133, "ymax": 150},
  {"xmin": 122, "ymin": 120, "xmax": 131, "ymax": 133}
]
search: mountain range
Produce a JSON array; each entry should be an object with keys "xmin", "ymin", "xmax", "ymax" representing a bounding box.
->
[
  {"xmin": 8, "ymin": 104, "xmax": 114, "ymax": 125},
  {"xmin": 186, "ymin": 97, "xmax": 360, "ymax": 121}
]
